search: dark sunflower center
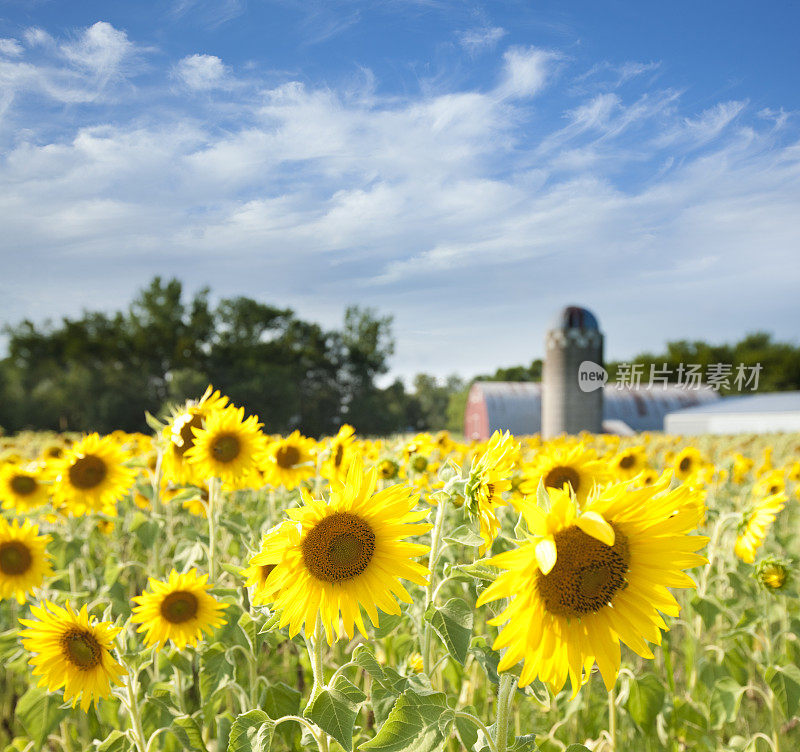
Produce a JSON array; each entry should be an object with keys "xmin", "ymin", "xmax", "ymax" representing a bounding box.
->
[
  {"xmin": 411, "ymin": 455, "xmax": 428, "ymax": 473},
  {"xmin": 769, "ymin": 485, "xmax": 780, "ymax": 495},
  {"xmin": 211, "ymin": 434, "xmax": 241, "ymax": 463},
  {"xmin": 10, "ymin": 474, "xmax": 37, "ymax": 496},
  {"xmin": 61, "ymin": 629, "xmax": 102, "ymax": 670},
  {"xmin": 379, "ymin": 460, "xmax": 397, "ymax": 479},
  {"xmin": 276, "ymin": 445, "xmax": 301, "ymax": 469},
  {"xmin": 544, "ymin": 466, "xmax": 581, "ymax": 493},
  {"xmin": 537, "ymin": 523, "xmax": 630, "ymax": 619},
  {"xmin": 334, "ymin": 443, "xmax": 344, "ymax": 468},
  {"xmin": 302, "ymin": 512, "xmax": 376, "ymax": 583},
  {"xmin": 160, "ymin": 591, "xmax": 199, "ymax": 624},
  {"xmin": 618, "ymin": 455, "xmax": 635, "ymax": 469},
  {"xmin": 174, "ymin": 413, "xmax": 204, "ymax": 456},
  {"xmin": 679, "ymin": 457, "xmax": 692, "ymax": 472},
  {"xmin": 69, "ymin": 455, "xmax": 108, "ymax": 490},
  {"xmin": 46, "ymin": 446, "xmax": 63, "ymax": 458},
  {"xmin": 0, "ymin": 541, "xmax": 32, "ymax": 575}
]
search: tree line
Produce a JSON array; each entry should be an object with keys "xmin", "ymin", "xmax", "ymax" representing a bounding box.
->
[
  {"xmin": 1, "ymin": 277, "xmax": 798, "ymax": 437},
  {"xmin": 0, "ymin": 277, "xmax": 454, "ymax": 437}
]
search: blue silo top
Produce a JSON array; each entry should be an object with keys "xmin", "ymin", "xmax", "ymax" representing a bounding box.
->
[{"xmin": 551, "ymin": 305, "xmax": 600, "ymax": 330}]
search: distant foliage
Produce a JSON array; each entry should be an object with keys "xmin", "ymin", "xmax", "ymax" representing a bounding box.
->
[{"xmin": 0, "ymin": 278, "xmax": 397, "ymax": 436}]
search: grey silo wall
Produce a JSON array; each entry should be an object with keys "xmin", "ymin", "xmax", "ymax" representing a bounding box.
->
[{"xmin": 542, "ymin": 328, "xmax": 604, "ymax": 437}]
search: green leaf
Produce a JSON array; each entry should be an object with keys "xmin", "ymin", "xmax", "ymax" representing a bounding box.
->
[
  {"xmin": 564, "ymin": 746, "xmax": 591, "ymax": 752},
  {"xmin": 258, "ymin": 612, "xmax": 282, "ymax": 634},
  {"xmin": 200, "ymin": 642, "xmax": 233, "ymax": 702},
  {"xmin": 0, "ymin": 628, "xmax": 21, "ymax": 660},
  {"xmin": 424, "ymin": 598, "xmax": 473, "ymax": 665},
  {"xmin": 626, "ymin": 675, "xmax": 665, "ymax": 730},
  {"xmin": 305, "ymin": 678, "xmax": 364, "ymax": 752},
  {"xmin": 333, "ymin": 674, "xmax": 367, "ymax": 705},
  {"xmin": 766, "ymin": 664, "xmax": 800, "ymax": 719},
  {"xmin": 470, "ymin": 636, "xmax": 501, "ymax": 684},
  {"xmin": 228, "ymin": 710, "xmax": 275, "ymax": 752},
  {"xmin": 453, "ymin": 711, "xmax": 479, "ymax": 750},
  {"xmin": 172, "ymin": 715, "xmax": 210, "ymax": 752},
  {"xmin": 353, "ymin": 644, "xmax": 388, "ymax": 683},
  {"xmin": 359, "ymin": 690, "xmax": 455, "ymax": 752},
  {"xmin": 710, "ymin": 678, "xmax": 745, "ymax": 728},
  {"xmin": 374, "ymin": 611, "xmax": 403, "ymax": 638},
  {"xmin": 145, "ymin": 410, "xmax": 164, "ymax": 431},
  {"xmin": 97, "ymin": 730, "xmax": 132, "ymax": 752},
  {"xmin": 443, "ymin": 525, "xmax": 484, "ymax": 547},
  {"xmin": 535, "ymin": 479, "xmax": 550, "ymax": 512},
  {"xmin": 264, "ymin": 682, "xmax": 301, "ymax": 719},
  {"xmin": 15, "ymin": 686, "xmax": 68, "ymax": 748},
  {"xmin": 691, "ymin": 595, "xmax": 722, "ymax": 630},
  {"xmin": 238, "ymin": 612, "xmax": 258, "ymax": 652},
  {"xmin": 510, "ymin": 735, "xmax": 541, "ymax": 751}
]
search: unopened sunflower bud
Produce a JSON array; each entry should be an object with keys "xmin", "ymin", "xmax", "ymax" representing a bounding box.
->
[{"xmin": 755, "ymin": 558, "xmax": 790, "ymax": 591}]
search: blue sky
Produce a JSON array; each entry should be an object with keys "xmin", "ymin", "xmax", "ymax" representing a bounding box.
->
[{"xmin": 1, "ymin": 1, "xmax": 799, "ymax": 383}]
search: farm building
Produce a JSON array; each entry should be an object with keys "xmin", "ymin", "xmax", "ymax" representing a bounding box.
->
[
  {"xmin": 464, "ymin": 381, "xmax": 718, "ymax": 440},
  {"xmin": 664, "ymin": 391, "xmax": 800, "ymax": 435}
]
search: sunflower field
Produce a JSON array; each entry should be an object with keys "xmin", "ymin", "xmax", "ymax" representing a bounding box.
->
[{"xmin": 1, "ymin": 386, "xmax": 799, "ymax": 752}]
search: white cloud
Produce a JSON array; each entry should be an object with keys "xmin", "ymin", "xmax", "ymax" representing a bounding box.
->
[
  {"xmin": 656, "ymin": 100, "xmax": 747, "ymax": 148},
  {"xmin": 0, "ymin": 38, "xmax": 23, "ymax": 57},
  {"xmin": 457, "ymin": 26, "xmax": 506, "ymax": 55},
  {"xmin": 23, "ymin": 27, "xmax": 53, "ymax": 47},
  {"xmin": 60, "ymin": 22, "xmax": 134, "ymax": 83},
  {"xmin": 495, "ymin": 46, "xmax": 557, "ymax": 99},
  {"xmin": 175, "ymin": 53, "xmax": 228, "ymax": 90}
]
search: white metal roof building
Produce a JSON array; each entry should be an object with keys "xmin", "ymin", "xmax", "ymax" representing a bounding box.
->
[{"xmin": 664, "ymin": 391, "xmax": 800, "ymax": 435}]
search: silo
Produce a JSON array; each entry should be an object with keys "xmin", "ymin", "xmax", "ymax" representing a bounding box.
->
[{"xmin": 542, "ymin": 306, "xmax": 604, "ymax": 437}]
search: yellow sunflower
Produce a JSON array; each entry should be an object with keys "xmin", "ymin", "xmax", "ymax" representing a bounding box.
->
[
  {"xmin": 19, "ymin": 601, "xmax": 127, "ymax": 711},
  {"xmin": 520, "ymin": 441, "xmax": 612, "ymax": 507},
  {"xmin": 465, "ymin": 431, "xmax": 517, "ymax": 555},
  {"xmin": 478, "ymin": 476, "xmax": 708, "ymax": 694},
  {"xmin": 0, "ymin": 463, "xmax": 50, "ymax": 512},
  {"xmin": 185, "ymin": 406, "xmax": 266, "ymax": 488},
  {"xmin": 131, "ymin": 569, "xmax": 228, "ymax": 650},
  {"xmin": 734, "ymin": 492, "xmax": 786, "ymax": 564},
  {"xmin": 161, "ymin": 386, "xmax": 230, "ymax": 486},
  {"xmin": 53, "ymin": 434, "xmax": 136, "ymax": 515},
  {"xmin": 255, "ymin": 455, "xmax": 431, "ymax": 643},
  {"xmin": 610, "ymin": 446, "xmax": 648, "ymax": 480},
  {"xmin": 0, "ymin": 518, "xmax": 52, "ymax": 603},
  {"xmin": 377, "ymin": 457, "xmax": 400, "ymax": 481},
  {"xmin": 731, "ymin": 453, "xmax": 754, "ymax": 484},
  {"xmin": 753, "ymin": 470, "xmax": 786, "ymax": 499},
  {"xmin": 320, "ymin": 424, "xmax": 357, "ymax": 484},
  {"xmin": 260, "ymin": 431, "xmax": 317, "ymax": 490},
  {"xmin": 244, "ymin": 525, "xmax": 291, "ymax": 606},
  {"xmin": 673, "ymin": 447, "xmax": 705, "ymax": 482}
]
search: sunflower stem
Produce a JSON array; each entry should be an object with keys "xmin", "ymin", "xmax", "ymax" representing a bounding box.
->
[
  {"xmin": 122, "ymin": 668, "xmax": 148, "ymax": 752},
  {"xmin": 494, "ymin": 673, "xmax": 516, "ymax": 752},
  {"xmin": 607, "ymin": 686, "xmax": 617, "ymax": 752},
  {"xmin": 422, "ymin": 498, "xmax": 447, "ymax": 676},
  {"xmin": 207, "ymin": 476, "xmax": 219, "ymax": 581}
]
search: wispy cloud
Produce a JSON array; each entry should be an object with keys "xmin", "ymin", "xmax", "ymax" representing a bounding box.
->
[{"xmin": 457, "ymin": 26, "xmax": 506, "ymax": 55}]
